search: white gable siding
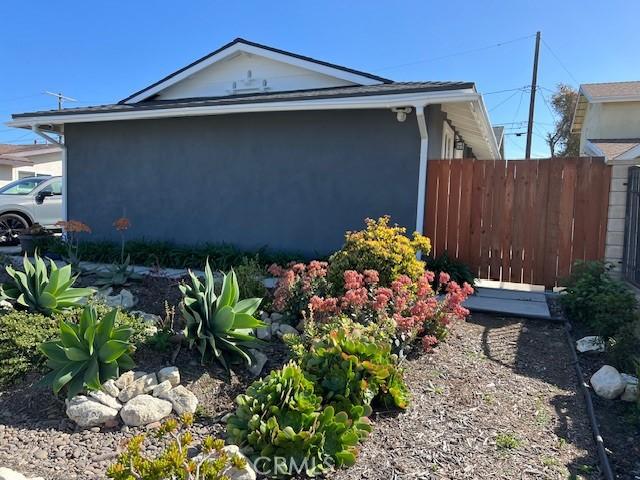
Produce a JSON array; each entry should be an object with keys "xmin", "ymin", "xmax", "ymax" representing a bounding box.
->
[{"xmin": 156, "ymin": 53, "xmax": 357, "ymax": 100}]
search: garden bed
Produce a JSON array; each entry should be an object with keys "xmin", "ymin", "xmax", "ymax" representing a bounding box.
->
[{"xmin": 0, "ymin": 313, "xmax": 599, "ymax": 479}]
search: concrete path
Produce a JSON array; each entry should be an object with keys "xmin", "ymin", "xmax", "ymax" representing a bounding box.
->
[{"xmin": 464, "ymin": 287, "xmax": 552, "ymax": 320}]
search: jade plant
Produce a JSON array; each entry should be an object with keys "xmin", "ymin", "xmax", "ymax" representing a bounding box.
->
[
  {"xmin": 180, "ymin": 260, "xmax": 265, "ymax": 370},
  {"xmin": 39, "ymin": 305, "xmax": 135, "ymax": 397},
  {"xmin": 0, "ymin": 252, "xmax": 95, "ymax": 315},
  {"xmin": 301, "ymin": 319, "xmax": 410, "ymax": 410},
  {"xmin": 227, "ymin": 362, "xmax": 372, "ymax": 477}
]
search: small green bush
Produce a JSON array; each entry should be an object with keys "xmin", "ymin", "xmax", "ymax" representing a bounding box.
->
[
  {"xmin": 561, "ymin": 261, "xmax": 637, "ymax": 339},
  {"xmin": 609, "ymin": 318, "xmax": 640, "ymax": 374},
  {"xmin": 226, "ymin": 362, "xmax": 372, "ymax": 477},
  {"xmin": 300, "ymin": 318, "xmax": 410, "ymax": 410},
  {"xmin": 0, "ymin": 304, "xmax": 148, "ymax": 388},
  {"xmin": 426, "ymin": 251, "xmax": 475, "ymax": 291},
  {"xmin": 328, "ymin": 216, "xmax": 431, "ymax": 291},
  {"xmin": 233, "ymin": 256, "xmax": 269, "ymax": 304}
]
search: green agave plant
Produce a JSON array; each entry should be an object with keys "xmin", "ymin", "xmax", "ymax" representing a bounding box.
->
[
  {"xmin": 39, "ymin": 305, "xmax": 135, "ymax": 398},
  {"xmin": 179, "ymin": 260, "xmax": 265, "ymax": 370},
  {"xmin": 0, "ymin": 252, "xmax": 95, "ymax": 315},
  {"xmin": 94, "ymin": 254, "xmax": 142, "ymax": 288},
  {"xmin": 227, "ymin": 362, "xmax": 372, "ymax": 477}
]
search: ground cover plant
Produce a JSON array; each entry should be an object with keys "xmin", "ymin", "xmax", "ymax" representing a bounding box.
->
[{"xmin": 426, "ymin": 250, "xmax": 476, "ymax": 291}]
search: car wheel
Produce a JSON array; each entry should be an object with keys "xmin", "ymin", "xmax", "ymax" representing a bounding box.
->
[{"xmin": 0, "ymin": 213, "xmax": 29, "ymax": 245}]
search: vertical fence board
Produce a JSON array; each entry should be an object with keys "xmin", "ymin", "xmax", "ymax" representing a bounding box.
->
[{"xmin": 422, "ymin": 157, "xmax": 610, "ymax": 288}]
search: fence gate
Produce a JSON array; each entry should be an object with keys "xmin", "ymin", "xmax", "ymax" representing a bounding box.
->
[
  {"xmin": 424, "ymin": 157, "xmax": 611, "ymax": 289},
  {"xmin": 623, "ymin": 166, "xmax": 640, "ymax": 287}
]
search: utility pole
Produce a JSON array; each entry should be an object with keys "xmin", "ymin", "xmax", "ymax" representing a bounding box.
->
[
  {"xmin": 44, "ymin": 91, "xmax": 77, "ymax": 110},
  {"xmin": 525, "ymin": 31, "xmax": 541, "ymax": 159}
]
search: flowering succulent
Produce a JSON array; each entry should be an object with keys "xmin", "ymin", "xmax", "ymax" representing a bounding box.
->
[
  {"xmin": 227, "ymin": 362, "xmax": 372, "ymax": 477},
  {"xmin": 327, "ymin": 216, "xmax": 431, "ymax": 290}
]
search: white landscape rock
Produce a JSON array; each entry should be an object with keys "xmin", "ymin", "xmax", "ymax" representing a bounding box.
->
[
  {"xmin": 101, "ymin": 379, "xmax": 120, "ymax": 397},
  {"xmin": 66, "ymin": 395, "xmax": 119, "ymax": 428},
  {"xmin": 220, "ymin": 445, "xmax": 257, "ymax": 480},
  {"xmin": 270, "ymin": 313, "xmax": 283, "ymax": 322},
  {"xmin": 576, "ymin": 336, "xmax": 605, "ymax": 353},
  {"xmin": 120, "ymin": 395, "xmax": 172, "ymax": 426},
  {"xmin": 621, "ymin": 373, "xmax": 638, "ymax": 385},
  {"xmin": 104, "ymin": 288, "xmax": 136, "ymax": 310},
  {"xmin": 152, "ymin": 380, "xmax": 173, "ymax": 398},
  {"xmin": 157, "ymin": 366, "xmax": 180, "ymax": 387},
  {"xmin": 621, "ymin": 383, "xmax": 639, "ymax": 402},
  {"xmin": 277, "ymin": 324, "xmax": 299, "ymax": 338},
  {"xmin": 255, "ymin": 326, "xmax": 272, "ymax": 341},
  {"xmin": 0, "ymin": 468, "xmax": 42, "ymax": 480},
  {"xmin": 247, "ymin": 349, "xmax": 268, "ymax": 377},
  {"xmin": 590, "ymin": 365, "xmax": 626, "ymax": 399},
  {"xmin": 118, "ymin": 373, "xmax": 158, "ymax": 402},
  {"xmin": 159, "ymin": 385, "xmax": 198, "ymax": 415},
  {"xmin": 89, "ymin": 390, "xmax": 122, "ymax": 410}
]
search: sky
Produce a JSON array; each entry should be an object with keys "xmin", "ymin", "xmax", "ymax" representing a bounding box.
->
[{"xmin": 1, "ymin": 0, "xmax": 639, "ymax": 159}]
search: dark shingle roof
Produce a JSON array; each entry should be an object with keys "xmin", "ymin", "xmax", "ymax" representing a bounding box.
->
[
  {"xmin": 119, "ymin": 37, "xmax": 393, "ymax": 104},
  {"xmin": 13, "ymin": 81, "xmax": 475, "ymax": 119}
]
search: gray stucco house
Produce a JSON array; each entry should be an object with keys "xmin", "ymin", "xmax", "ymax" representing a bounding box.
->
[{"xmin": 9, "ymin": 38, "xmax": 500, "ymax": 255}]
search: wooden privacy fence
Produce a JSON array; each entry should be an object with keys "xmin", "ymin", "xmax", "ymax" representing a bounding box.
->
[{"xmin": 424, "ymin": 157, "xmax": 611, "ymax": 288}]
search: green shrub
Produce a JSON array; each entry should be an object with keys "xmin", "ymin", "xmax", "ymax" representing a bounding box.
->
[
  {"xmin": 39, "ymin": 305, "xmax": 135, "ymax": 398},
  {"xmin": 561, "ymin": 261, "xmax": 637, "ymax": 339},
  {"xmin": 233, "ymin": 256, "xmax": 269, "ymax": 305},
  {"xmin": 180, "ymin": 261, "xmax": 265, "ymax": 370},
  {"xmin": 0, "ymin": 309, "xmax": 58, "ymax": 387},
  {"xmin": 426, "ymin": 251, "xmax": 475, "ymax": 291},
  {"xmin": 226, "ymin": 362, "xmax": 372, "ymax": 477},
  {"xmin": 0, "ymin": 304, "xmax": 146, "ymax": 388},
  {"xmin": 300, "ymin": 318, "xmax": 410, "ymax": 410},
  {"xmin": 328, "ymin": 216, "xmax": 431, "ymax": 291},
  {"xmin": 94, "ymin": 254, "xmax": 142, "ymax": 288},
  {"xmin": 608, "ymin": 318, "xmax": 640, "ymax": 374},
  {"xmin": 108, "ymin": 413, "xmax": 247, "ymax": 480},
  {"xmin": 42, "ymin": 237, "xmax": 306, "ymax": 271},
  {"xmin": 0, "ymin": 253, "xmax": 95, "ymax": 315}
]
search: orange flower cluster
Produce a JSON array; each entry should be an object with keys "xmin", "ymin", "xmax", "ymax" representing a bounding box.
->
[
  {"xmin": 55, "ymin": 220, "xmax": 92, "ymax": 233},
  {"xmin": 113, "ymin": 217, "xmax": 131, "ymax": 231}
]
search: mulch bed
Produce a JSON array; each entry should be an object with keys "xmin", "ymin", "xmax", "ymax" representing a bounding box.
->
[
  {"xmin": 548, "ymin": 296, "xmax": 640, "ymax": 479},
  {"xmin": 0, "ymin": 308, "xmax": 599, "ymax": 479}
]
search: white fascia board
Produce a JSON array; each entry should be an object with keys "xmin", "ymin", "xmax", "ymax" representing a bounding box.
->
[
  {"xmin": 124, "ymin": 42, "xmax": 383, "ymax": 104},
  {"xmin": 588, "ymin": 94, "xmax": 640, "ymax": 103},
  {"xmin": 7, "ymin": 89, "xmax": 479, "ymax": 129},
  {"xmin": 7, "ymin": 147, "xmax": 62, "ymax": 157},
  {"xmin": 619, "ymin": 143, "xmax": 640, "ymax": 160},
  {"xmin": 584, "ymin": 140, "xmax": 608, "ymax": 160}
]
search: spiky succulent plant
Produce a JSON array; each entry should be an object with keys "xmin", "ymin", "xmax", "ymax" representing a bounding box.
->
[
  {"xmin": 227, "ymin": 362, "xmax": 372, "ymax": 477},
  {"xmin": 0, "ymin": 252, "xmax": 94, "ymax": 315},
  {"xmin": 179, "ymin": 260, "xmax": 265, "ymax": 370},
  {"xmin": 39, "ymin": 305, "xmax": 135, "ymax": 397}
]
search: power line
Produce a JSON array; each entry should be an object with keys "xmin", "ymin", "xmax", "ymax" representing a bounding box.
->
[
  {"xmin": 488, "ymin": 88, "xmax": 528, "ymax": 112},
  {"xmin": 541, "ymin": 38, "xmax": 580, "ymax": 85},
  {"xmin": 374, "ymin": 33, "xmax": 536, "ymax": 72}
]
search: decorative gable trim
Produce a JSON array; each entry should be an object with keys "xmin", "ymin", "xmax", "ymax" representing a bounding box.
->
[{"xmin": 120, "ymin": 38, "xmax": 390, "ymax": 104}]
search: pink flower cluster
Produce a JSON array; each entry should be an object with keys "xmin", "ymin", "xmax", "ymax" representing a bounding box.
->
[{"xmin": 270, "ymin": 262, "xmax": 474, "ymax": 353}]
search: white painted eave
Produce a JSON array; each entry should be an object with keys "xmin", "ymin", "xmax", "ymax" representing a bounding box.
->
[{"xmin": 7, "ymin": 88, "xmax": 500, "ymax": 159}]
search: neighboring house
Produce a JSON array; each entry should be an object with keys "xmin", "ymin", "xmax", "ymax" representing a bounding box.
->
[
  {"xmin": 571, "ymin": 81, "xmax": 640, "ymax": 274},
  {"xmin": 0, "ymin": 144, "xmax": 62, "ymax": 186},
  {"xmin": 8, "ymin": 38, "xmax": 500, "ymax": 254}
]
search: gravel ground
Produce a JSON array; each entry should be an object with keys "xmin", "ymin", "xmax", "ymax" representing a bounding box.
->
[{"xmin": 0, "ymin": 313, "xmax": 598, "ymax": 479}]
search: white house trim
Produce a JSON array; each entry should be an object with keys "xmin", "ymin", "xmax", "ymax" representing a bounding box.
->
[
  {"xmin": 123, "ymin": 41, "xmax": 384, "ymax": 104},
  {"xmin": 584, "ymin": 140, "xmax": 606, "ymax": 159},
  {"xmin": 31, "ymin": 126, "xmax": 67, "ymax": 221},
  {"xmin": 414, "ymin": 105, "xmax": 430, "ymax": 240},
  {"xmin": 618, "ymin": 143, "xmax": 640, "ymax": 160}
]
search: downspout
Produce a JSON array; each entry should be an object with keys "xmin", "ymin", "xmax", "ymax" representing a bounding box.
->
[
  {"xmin": 414, "ymin": 104, "xmax": 430, "ymax": 239},
  {"xmin": 31, "ymin": 125, "xmax": 67, "ymax": 221}
]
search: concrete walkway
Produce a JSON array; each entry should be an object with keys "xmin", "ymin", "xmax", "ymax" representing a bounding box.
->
[{"xmin": 464, "ymin": 286, "xmax": 552, "ymax": 320}]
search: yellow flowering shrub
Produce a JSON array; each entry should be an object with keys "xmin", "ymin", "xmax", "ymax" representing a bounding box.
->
[{"xmin": 328, "ymin": 216, "xmax": 431, "ymax": 290}]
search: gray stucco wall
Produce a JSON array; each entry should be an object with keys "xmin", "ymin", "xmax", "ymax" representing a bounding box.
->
[{"xmin": 65, "ymin": 109, "xmax": 421, "ymax": 255}]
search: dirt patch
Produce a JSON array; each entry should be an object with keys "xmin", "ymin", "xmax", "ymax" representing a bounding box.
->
[{"xmin": 334, "ymin": 314, "xmax": 598, "ymax": 480}]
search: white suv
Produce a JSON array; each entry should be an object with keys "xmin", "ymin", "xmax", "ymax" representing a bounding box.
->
[{"xmin": 0, "ymin": 176, "xmax": 63, "ymax": 243}]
